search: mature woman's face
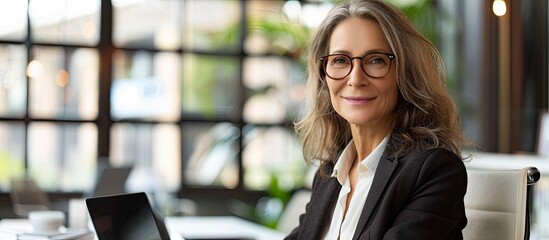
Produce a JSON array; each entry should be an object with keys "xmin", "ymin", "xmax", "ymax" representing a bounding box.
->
[{"xmin": 326, "ymin": 17, "xmax": 398, "ymax": 129}]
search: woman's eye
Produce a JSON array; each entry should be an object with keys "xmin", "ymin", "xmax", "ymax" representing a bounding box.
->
[
  {"xmin": 369, "ymin": 57, "xmax": 387, "ymax": 65},
  {"xmin": 332, "ymin": 57, "xmax": 348, "ymax": 65}
]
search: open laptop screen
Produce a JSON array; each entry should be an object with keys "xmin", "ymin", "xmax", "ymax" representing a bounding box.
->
[{"xmin": 85, "ymin": 192, "xmax": 170, "ymax": 240}]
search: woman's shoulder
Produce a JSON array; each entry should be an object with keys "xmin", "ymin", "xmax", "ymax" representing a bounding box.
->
[
  {"xmin": 399, "ymin": 147, "xmax": 465, "ymax": 170},
  {"xmin": 419, "ymin": 147, "xmax": 461, "ymax": 159},
  {"xmin": 396, "ymin": 148, "xmax": 467, "ymax": 187}
]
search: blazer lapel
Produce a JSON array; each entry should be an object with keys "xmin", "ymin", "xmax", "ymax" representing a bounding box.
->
[{"xmin": 352, "ymin": 154, "xmax": 399, "ymax": 240}]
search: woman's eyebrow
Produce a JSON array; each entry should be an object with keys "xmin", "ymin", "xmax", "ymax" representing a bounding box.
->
[
  {"xmin": 328, "ymin": 48, "xmax": 391, "ymax": 55},
  {"xmin": 328, "ymin": 49, "xmax": 352, "ymax": 55}
]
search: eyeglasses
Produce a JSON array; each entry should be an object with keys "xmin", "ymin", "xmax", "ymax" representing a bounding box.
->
[{"xmin": 319, "ymin": 52, "xmax": 395, "ymax": 80}]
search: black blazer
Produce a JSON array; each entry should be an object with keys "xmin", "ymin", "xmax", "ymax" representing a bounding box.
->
[{"xmin": 285, "ymin": 146, "xmax": 468, "ymax": 240}]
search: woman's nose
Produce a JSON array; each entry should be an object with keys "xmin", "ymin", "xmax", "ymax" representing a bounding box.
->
[{"xmin": 346, "ymin": 59, "xmax": 368, "ymax": 87}]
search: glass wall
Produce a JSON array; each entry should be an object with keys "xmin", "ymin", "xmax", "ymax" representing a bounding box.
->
[
  {"xmin": 0, "ymin": 0, "xmax": 332, "ymax": 199},
  {"xmin": 0, "ymin": 0, "xmax": 102, "ymax": 192}
]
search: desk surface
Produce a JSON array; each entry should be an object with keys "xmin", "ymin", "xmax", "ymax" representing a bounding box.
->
[
  {"xmin": 0, "ymin": 216, "xmax": 287, "ymax": 240},
  {"xmin": 465, "ymin": 151, "xmax": 549, "ymax": 173},
  {"xmin": 166, "ymin": 216, "xmax": 286, "ymax": 240}
]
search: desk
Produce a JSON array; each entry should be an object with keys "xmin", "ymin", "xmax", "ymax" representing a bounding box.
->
[
  {"xmin": 166, "ymin": 216, "xmax": 286, "ymax": 240},
  {"xmin": 465, "ymin": 151, "xmax": 549, "ymax": 173},
  {"xmin": 0, "ymin": 219, "xmax": 32, "ymax": 240},
  {"xmin": 0, "ymin": 219, "xmax": 94, "ymax": 240},
  {"xmin": 0, "ymin": 216, "xmax": 286, "ymax": 240}
]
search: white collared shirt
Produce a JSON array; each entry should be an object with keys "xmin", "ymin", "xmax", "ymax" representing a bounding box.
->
[{"xmin": 323, "ymin": 135, "xmax": 389, "ymax": 240}]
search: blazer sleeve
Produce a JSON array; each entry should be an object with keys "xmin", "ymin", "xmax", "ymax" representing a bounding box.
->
[{"xmin": 382, "ymin": 149, "xmax": 468, "ymax": 240}]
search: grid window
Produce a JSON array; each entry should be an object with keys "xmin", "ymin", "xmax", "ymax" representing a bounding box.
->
[{"xmin": 0, "ymin": 0, "xmax": 318, "ymax": 199}]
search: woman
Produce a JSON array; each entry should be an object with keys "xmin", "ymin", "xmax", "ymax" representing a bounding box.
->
[{"xmin": 287, "ymin": 0, "xmax": 470, "ymax": 239}]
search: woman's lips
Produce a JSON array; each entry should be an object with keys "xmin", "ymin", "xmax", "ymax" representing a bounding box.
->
[{"xmin": 343, "ymin": 96, "xmax": 376, "ymax": 105}]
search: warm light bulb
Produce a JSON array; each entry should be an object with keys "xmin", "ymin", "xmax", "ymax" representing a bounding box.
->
[
  {"xmin": 55, "ymin": 69, "xmax": 69, "ymax": 87},
  {"xmin": 493, "ymin": 0, "xmax": 507, "ymax": 17},
  {"xmin": 26, "ymin": 60, "xmax": 43, "ymax": 78}
]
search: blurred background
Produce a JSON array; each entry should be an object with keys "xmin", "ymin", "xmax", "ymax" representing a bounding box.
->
[{"xmin": 0, "ymin": 0, "xmax": 547, "ymax": 230}]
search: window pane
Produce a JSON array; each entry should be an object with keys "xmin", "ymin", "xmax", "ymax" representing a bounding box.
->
[
  {"xmin": 28, "ymin": 47, "xmax": 99, "ymax": 120},
  {"xmin": 243, "ymin": 56, "xmax": 306, "ymax": 124},
  {"xmin": 183, "ymin": 0, "xmax": 241, "ymax": 52},
  {"xmin": 0, "ymin": 44, "xmax": 27, "ymax": 118},
  {"xmin": 0, "ymin": 0, "xmax": 27, "ymax": 41},
  {"xmin": 182, "ymin": 122, "xmax": 240, "ymax": 189},
  {"xmin": 28, "ymin": 122, "xmax": 97, "ymax": 191},
  {"xmin": 113, "ymin": 0, "xmax": 182, "ymax": 50},
  {"xmin": 242, "ymin": 125, "xmax": 307, "ymax": 191},
  {"xmin": 29, "ymin": 0, "xmax": 100, "ymax": 45},
  {"xmin": 182, "ymin": 54, "xmax": 240, "ymax": 118},
  {"xmin": 0, "ymin": 122, "xmax": 25, "ymax": 191},
  {"xmin": 111, "ymin": 50, "xmax": 180, "ymax": 121},
  {"xmin": 246, "ymin": 0, "xmax": 308, "ymax": 55},
  {"xmin": 110, "ymin": 123, "xmax": 181, "ymax": 193}
]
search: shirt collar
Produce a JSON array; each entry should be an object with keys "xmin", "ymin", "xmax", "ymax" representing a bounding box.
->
[{"xmin": 331, "ymin": 135, "xmax": 390, "ymax": 184}]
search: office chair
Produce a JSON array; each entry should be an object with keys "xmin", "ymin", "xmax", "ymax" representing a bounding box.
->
[
  {"xmin": 276, "ymin": 189, "xmax": 312, "ymax": 234},
  {"xmin": 463, "ymin": 166, "xmax": 541, "ymax": 240},
  {"xmin": 9, "ymin": 178, "xmax": 52, "ymax": 217}
]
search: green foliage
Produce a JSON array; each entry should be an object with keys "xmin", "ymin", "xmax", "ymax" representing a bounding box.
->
[
  {"xmin": 248, "ymin": 17, "xmax": 311, "ymax": 60},
  {"xmin": 387, "ymin": 0, "xmax": 438, "ymax": 45},
  {"xmin": 0, "ymin": 151, "xmax": 24, "ymax": 184},
  {"xmin": 208, "ymin": 22, "xmax": 240, "ymax": 50}
]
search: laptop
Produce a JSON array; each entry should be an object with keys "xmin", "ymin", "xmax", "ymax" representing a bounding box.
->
[{"xmin": 85, "ymin": 192, "xmax": 177, "ymax": 240}]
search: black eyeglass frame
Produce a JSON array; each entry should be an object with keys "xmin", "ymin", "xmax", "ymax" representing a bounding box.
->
[{"xmin": 319, "ymin": 52, "xmax": 396, "ymax": 80}]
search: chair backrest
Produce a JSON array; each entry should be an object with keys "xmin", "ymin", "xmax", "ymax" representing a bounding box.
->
[
  {"xmin": 463, "ymin": 166, "xmax": 540, "ymax": 240},
  {"xmin": 9, "ymin": 178, "xmax": 52, "ymax": 217},
  {"xmin": 276, "ymin": 189, "xmax": 312, "ymax": 234}
]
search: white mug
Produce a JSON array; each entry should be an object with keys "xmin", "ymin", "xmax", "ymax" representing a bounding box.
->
[{"xmin": 28, "ymin": 210, "xmax": 65, "ymax": 232}]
